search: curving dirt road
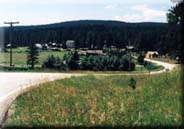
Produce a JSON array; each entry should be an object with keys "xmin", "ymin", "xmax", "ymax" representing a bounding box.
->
[{"xmin": 0, "ymin": 59, "xmax": 177, "ymax": 126}]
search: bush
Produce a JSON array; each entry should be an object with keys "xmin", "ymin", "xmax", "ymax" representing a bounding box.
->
[
  {"xmin": 63, "ymin": 51, "xmax": 79, "ymax": 70},
  {"xmin": 42, "ymin": 55, "xmax": 67, "ymax": 71},
  {"xmin": 42, "ymin": 51, "xmax": 136, "ymax": 71},
  {"xmin": 120, "ymin": 56, "xmax": 135, "ymax": 71},
  {"xmin": 79, "ymin": 55, "xmax": 135, "ymax": 71},
  {"xmin": 79, "ymin": 56, "xmax": 89, "ymax": 70},
  {"xmin": 129, "ymin": 78, "xmax": 137, "ymax": 89},
  {"xmin": 27, "ymin": 43, "xmax": 39, "ymax": 69}
]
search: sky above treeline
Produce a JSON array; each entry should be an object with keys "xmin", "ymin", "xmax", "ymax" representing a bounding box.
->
[{"xmin": 0, "ymin": 0, "xmax": 176, "ymax": 26}]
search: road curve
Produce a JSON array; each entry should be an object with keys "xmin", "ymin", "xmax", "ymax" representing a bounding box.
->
[{"xmin": 0, "ymin": 59, "xmax": 177, "ymax": 126}]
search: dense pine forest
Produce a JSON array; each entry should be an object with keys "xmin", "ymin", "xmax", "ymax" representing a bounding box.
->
[{"xmin": 2, "ymin": 20, "xmax": 181, "ymax": 57}]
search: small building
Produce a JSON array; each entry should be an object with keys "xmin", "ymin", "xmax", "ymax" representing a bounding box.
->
[
  {"xmin": 35, "ymin": 43, "xmax": 42, "ymax": 48},
  {"xmin": 6, "ymin": 44, "xmax": 11, "ymax": 48},
  {"xmin": 52, "ymin": 43, "xmax": 57, "ymax": 47},
  {"xmin": 126, "ymin": 45, "xmax": 134, "ymax": 51},
  {"xmin": 110, "ymin": 45, "xmax": 117, "ymax": 49},
  {"xmin": 42, "ymin": 43, "xmax": 49, "ymax": 50},
  {"xmin": 35, "ymin": 43, "xmax": 43, "ymax": 52},
  {"xmin": 145, "ymin": 51, "xmax": 159, "ymax": 59},
  {"xmin": 56, "ymin": 44, "xmax": 63, "ymax": 48},
  {"xmin": 66, "ymin": 40, "xmax": 75, "ymax": 49},
  {"xmin": 78, "ymin": 50, "xmax": 87, "ymax": 55},
  {"xmin": 48, "ymin": 42, "xmax": 53, "ymax": 47},
  {"xmin": 79, "ymin": 50, "xmax": 106, "ymax": 56}
]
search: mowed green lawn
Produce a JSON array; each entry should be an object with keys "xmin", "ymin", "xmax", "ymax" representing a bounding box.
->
[
  {"xmin": 4, "ymin": 69, "xmax": 182, "ymax": 127},
  {"xmin": 0, "ymin": 47, "xmax": 65, "ymax": 66}
]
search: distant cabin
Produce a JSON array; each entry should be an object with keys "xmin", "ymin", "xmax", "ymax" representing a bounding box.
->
[
  {"xmin": 6, "ymin": 44, "xmax": 11, "ymax": 48},
  {"xmin": 145, "ymin": 51, "xmax": 159, "ymax": 59},
  {"xmin": 35, "ymin": 44, "xmax": 42, "ymax": 49},
  {"xmin": 110, "ymin": 45, "xmax": 117, "ymax": 49},
  {"xmin": 52, "ymin": 43, "xmax": 57, "ymax": 47},
  {"xmin": 66, "ymin": 40, "xmax": 75, "ymax": 49},
  {"xmin": 57, "ymin": 44, "xmax": 63, "ymax": 48},
  {"xmin": 42, "ymin": 44, "xmax": 49, "ymax": 50},
  {"xmin": 126, "ymin": 46, "xmax": 134, "ymax": 51},
  {"xmin": 79, "ymin": 50, "xmax": 105, "ymax": 56}
]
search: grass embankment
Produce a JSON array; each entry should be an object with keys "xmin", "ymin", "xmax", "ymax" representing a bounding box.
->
[{"xmin": 4, "ymin": 69, "xmax": 182, "ymax": 127}]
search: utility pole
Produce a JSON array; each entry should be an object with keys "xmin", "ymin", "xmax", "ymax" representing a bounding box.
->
[
  {"xmin": 126, "ymin": 41, "xmax": 134, "ymax": 71},
  {"xmin": 4, "ymin": 21, "xmax": 19, "ymax": 67}
]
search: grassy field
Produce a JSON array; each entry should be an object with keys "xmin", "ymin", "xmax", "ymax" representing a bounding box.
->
[
  {"xmin": 4, "ymin": 68, "xmax": 183, "ymax": 127},
  {"xmin": 0, "ymin": 47, "xmax": 65, "ymax": 66}
]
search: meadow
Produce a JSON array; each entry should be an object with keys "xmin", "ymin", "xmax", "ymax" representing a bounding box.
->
[
  {"xmin": 0, "ymin": 47, "xmax": 65, "ymax": 66},
  {"xmin": 4, "ymin": 68, "xmax": 183, "ymax": 127}
]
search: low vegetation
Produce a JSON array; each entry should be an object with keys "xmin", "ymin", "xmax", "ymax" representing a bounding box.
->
[
  {"xmin": 0, "ymin": 47, "xmax": 164, "ymax": 72},
  {"xmin": 27, "ymin": 43, "xmax": 40, "ymax": 69},
  {"xmin": 43, "ymin": 51, "xmax": 135, "ymax": 71},
  {"xmin": 4, "ymin": 68, "xmax": 182, "ymax": 127}
]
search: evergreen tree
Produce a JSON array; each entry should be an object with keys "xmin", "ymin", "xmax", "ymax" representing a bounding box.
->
[
  {"xmin": 137, "ymin": 54, "xmax": 145, "ymax": 65},
  {"xmin": 63, "ymin": 51, "xmax": 79, "ymax": 70},
  {"xmin": 129, "ymin": 77, "xmax": 137, "ymax": 90},
  {"xmin": 27, "ymin": 43, "xmax": 39, "ymax": 69},
  {"xmin": 167, "ymin": 0, "xmax": 184, "ymax": 63},
  {"xmin": 70, "ymin": 50, "xmax": 79, "ymax": 70}
]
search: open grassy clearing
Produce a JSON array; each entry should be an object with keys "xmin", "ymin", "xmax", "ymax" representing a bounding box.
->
[
  {"xmin": 4, "ymin": 68, "xmax": 182, "ymax": 127},
  {"xmin": 0, "ymin": 47, "xmax": 65, "ymax": 66}
]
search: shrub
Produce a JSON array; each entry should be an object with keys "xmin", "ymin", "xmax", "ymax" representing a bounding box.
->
[
  {"xmin": 121, "ymin": 56, "xmax": 135, "ymax": 71},
  {"xmin": 43, "ymin": 51, "xmax": 136, "ymax": 71},
  {"xmin": 79, "ymin": 55, "xmax": 135, "ymax": 71},
  {"xmin": 63, "ymin": 51, "xmax": 79, "ymax": 70},
  {"xmin": 42, "ymin": 55, "xmax": 67, "ymax": 71},
  {"xmin": 129, "ymin": 78, "xmax": 137, "ymax": 89},
  {"xmin": 27, "ymin": 43, "xmax": 39, "ymax": 69},
  {"xmin": 79, "ymin": 56, "xmax": 89, "ymax": 70}
]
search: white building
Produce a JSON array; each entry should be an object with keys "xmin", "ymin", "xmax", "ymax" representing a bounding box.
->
[
  {"xmin": 35, "ymin": 43, "xmax": 42, "ymax": 49},
  {"xmin": 66, "ymin": 40, "xmax": 75, "ymax": 49},
  {"xmin": 145, "ymin": 51, "xmax": 159, "ymax": 59},
  {"xmin": 6, "ymin": 44, "xmax": 11, "ymax": 48}
]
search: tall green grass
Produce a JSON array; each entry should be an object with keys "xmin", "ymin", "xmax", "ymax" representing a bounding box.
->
[{"xmin": 4, "ymin": 69, "xmax": 182, "ymax": 127}]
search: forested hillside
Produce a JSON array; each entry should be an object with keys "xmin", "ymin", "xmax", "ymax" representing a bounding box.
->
[{"xmin": 2, "ymin": 20, "xmax": 180, "ymax": 56}]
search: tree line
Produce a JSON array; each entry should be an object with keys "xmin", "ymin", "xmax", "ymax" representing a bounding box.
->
[
  {"xmin": 2, "ymin": 20, "xmax": 180, "ymax": 57},
  {"xmin": 42, "ymin": 51, "xmax": 136, "ymax": 71}
]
